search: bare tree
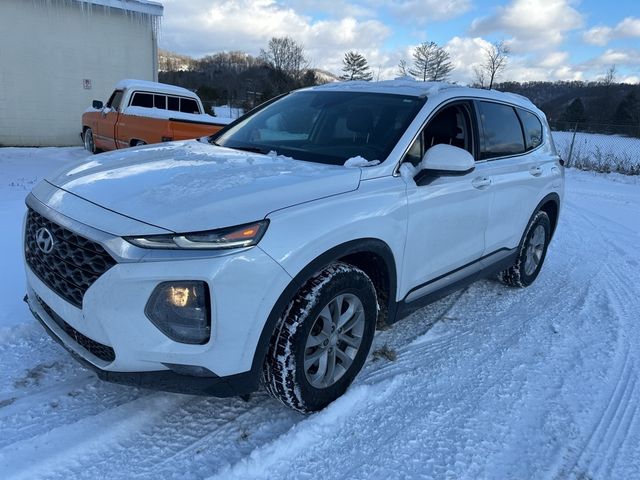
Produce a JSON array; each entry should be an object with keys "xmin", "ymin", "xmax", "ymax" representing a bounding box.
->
[
  {"xmin": 397, "ymin": 59, "xmax": 410, "ymax": 77},
  {"xmin": 602, "ymin": 64, "xmax": 617, "ymax": 86},
  {"xmin": 260, "ymin": 36, "xmax": 309, "ymax": 81},
  {"xmin": 477, "ymin": 40, "xmax": 510, "ymax": 89},
  {"xmin": 472, "ymin": 65, "xmax": 486, "ymax": 88},
  {"xmin": 340, "ymin": 51, "xmax": 373, "ymax": 81}
]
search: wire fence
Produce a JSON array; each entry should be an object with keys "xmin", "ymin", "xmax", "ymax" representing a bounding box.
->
[{"xmin": 550, "ymin": 122, "xmax": 640, "ymax": 175}]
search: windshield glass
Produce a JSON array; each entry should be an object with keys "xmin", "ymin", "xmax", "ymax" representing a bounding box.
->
[{"xmin": 213, "ymin": 91, "xmax": 426, "ymax": 165}]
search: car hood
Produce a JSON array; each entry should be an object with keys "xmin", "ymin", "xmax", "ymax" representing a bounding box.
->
[{"xmin": 45, "ymin": 141, "xmax": 361, "ymax": 233}]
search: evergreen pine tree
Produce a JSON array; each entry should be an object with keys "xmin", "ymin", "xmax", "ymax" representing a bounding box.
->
[
  {"xmin": 409, "ymin": 42, "xmax": 438, "ymax": 81},
  {"xmin": 429, "ymin": 48, "xmax": 454, "ymax": 82},
  {"xmin": 613, "ymin": 91, "xmax": 640, "ymax": 126},
  {"xmin": 562, "ymin": 98, "xmax": 586, "ymax": 124},
  {"xmin": 408, "ymin": 41, "xmax": 454, "ymax": 82},
  {"xmin": 340, "ymin": 51, "xmax": 373, "ymax": 81}
]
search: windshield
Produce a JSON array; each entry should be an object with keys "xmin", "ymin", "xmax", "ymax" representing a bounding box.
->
[{"xmin": 212, "ymin": 91, "xmax": 426, "ymax": 165}]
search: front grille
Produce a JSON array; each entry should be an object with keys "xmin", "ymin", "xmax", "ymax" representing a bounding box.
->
[
  {"xmin": 24, "ymin": 208, "xmax": 116, "ymax": 308},
  {"xmin": 37, "ymin": 296, "xmax": 116, "ymax": 363}
]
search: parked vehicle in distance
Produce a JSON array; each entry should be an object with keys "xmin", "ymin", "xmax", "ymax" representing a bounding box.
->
[
  {"xmin": 25, "ymin": 79, "xmax": 564, "ymax": 413},
  {"xmin": 81, "ymin": 79, "xmax": 230, "ymax": 153}
]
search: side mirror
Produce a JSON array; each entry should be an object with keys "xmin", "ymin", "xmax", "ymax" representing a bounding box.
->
[
  {"xmin": 92, "ymin": 100, "xmax": 104, "ymax": 109},
  {"xmin": 420, "ymin": 144, "xmax": 475, "ymax": 174}
]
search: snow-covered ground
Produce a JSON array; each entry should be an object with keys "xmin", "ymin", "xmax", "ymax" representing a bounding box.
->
[{"xmin": 1, "ymin": 147, "xmax": 639, "ymax": 479}]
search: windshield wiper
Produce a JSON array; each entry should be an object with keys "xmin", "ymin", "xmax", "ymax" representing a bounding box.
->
[{"xmin": 228, "ymin": 145, "xmax": 269, "ymax": 154}]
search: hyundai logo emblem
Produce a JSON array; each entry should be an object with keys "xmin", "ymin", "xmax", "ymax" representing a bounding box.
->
[{"xmin": 35, "ymin": 227, "xmax": 55, "ymax": 254}]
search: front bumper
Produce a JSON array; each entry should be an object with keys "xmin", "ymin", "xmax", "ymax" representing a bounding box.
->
[{"xmin": 26, "ymin": 293, "xmax": 256, "ymax": 396}]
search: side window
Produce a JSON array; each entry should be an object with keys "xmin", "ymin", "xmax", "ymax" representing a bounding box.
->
[
  {"xmin": 168, "ymin": 96, "xmax": 180, "ymax": 111},
  {"xmin": 180, "ymin": 98, "xmax": 200, "ymax": 114},
  {"xmin": 403, "ymin": 103, "xmax": 474, "ymax": 166},
  {"xmin": 154, "ymin": 94, "xmax": 167, "ymax": 109},
  {"xmin": 131, "ymin": 92, "xmax": 153, "ymax": 108},
  {"xmin": 106, "ymin": 90, "xmax": 124, "ymax": 111},
  {"xmin": 517, "ymin": 108, "xmax": 543, "ymax": 150},
  {"xmin": 478, "ymin": 101, "xmax": 525, "ymax": 159}
]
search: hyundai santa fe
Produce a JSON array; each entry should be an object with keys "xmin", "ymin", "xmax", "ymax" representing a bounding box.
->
[{"xmin": 23, "ymin": 79, "xmax": 564, "ymax": 412}]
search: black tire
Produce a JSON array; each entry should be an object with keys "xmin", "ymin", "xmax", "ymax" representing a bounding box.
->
[
  {"xmin": 262, "ymin": 262, "xmax": 377, "ymax": 413},
  {"xmin": 133, "ymin": 140, "xmax": 147, "ymax": 147},
  {"xmin": 83, "ymin": 128, "xmax": 96, "ymax": 154},
  {"xmin": 500, "ymin": 210, "xmax": 551, "ymax": 288}
]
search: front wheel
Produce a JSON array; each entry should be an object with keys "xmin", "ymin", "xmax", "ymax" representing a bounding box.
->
[
  {"xmin": 83, "ymin": 128, "xmax": 96, "ymax": 153},
  {"xmin": 262, "ymin": 262, "xmax": 377, "ymax": 412},
  {"xmin": 500, "ymin": 210, "xmax": 551, "ymax": 288}
]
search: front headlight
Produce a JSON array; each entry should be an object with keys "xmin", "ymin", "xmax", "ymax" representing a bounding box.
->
[{"xmin": 125, "ymin": 220, "xmax": 269, "ymax": 250}]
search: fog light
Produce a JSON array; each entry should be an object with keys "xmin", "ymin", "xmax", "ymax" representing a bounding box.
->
[{"xmin": 145, "ymin": 281, "xmax": 211, "ymax": 345}]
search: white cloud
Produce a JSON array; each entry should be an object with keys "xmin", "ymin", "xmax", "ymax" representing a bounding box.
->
[
  {"xmin": 539, "ymin": 51, "xmax": 570, "ymax": 68},
  {"xmin": 470, "ymin": 0, "xmax": 584, "ymax": 52},
  {"xmin": 156, "ymin": 1, "xmax": 639, "ymax": 84},
  {"xmin": 583, "ymin": 26, "xmax": 613, "ymax": 46},
  {"xmin": 442, "ymin": 36, "xmax": 492, "ymax": 83},
  {"xmin": 372, "ymin": 0, "xmax": 473, "ymax": 23},
  {"xmin": 583, "ymin": 17, "xmax": 640, "ymax": 46},
  {"xmin": 596, "ymin": 49, "xmax": 640, "ymax": 66},
  {"xmin": 159, "ymin": 0, "xmax": 391, "ymax": 74},
  {"xmin": 619, "ymin": 75, "xmax": 639, "ymax": 84},
  {"xmin": 437, "ymin": 37, "xmax": 586, "ymax": 84}
]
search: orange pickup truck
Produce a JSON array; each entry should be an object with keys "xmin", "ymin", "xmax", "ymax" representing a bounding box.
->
[{"xmin": 81, "ymin": 79, "xmax": 231, "ymax": 153}]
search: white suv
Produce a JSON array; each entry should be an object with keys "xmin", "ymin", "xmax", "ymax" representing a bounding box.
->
[{"xmin": 24, "ymin": 80, "xmax": 563, "ymax": 412}]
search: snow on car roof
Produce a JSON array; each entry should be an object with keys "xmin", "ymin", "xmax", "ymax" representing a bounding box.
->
[
  {"xmin": 309, "ymin": 78, "xmax": 538, "ymax": 110},
  {"xmin": 310, "ymin": 78, "xmax": 458, "ymax": 97},
  {"xmin": 115, "ymin": 79, "xmax": 197, "ymax": 97},
  {"xmin": 79, "ymin": 0, "xmax": 163, "ymax": 16}
]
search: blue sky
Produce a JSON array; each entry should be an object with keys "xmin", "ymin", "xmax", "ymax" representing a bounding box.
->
[{"xmin": 159, "ymin": 0, "xmax": 640, "ymax": 84}]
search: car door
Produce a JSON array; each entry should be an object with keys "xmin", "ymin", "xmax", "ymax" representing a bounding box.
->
[
  {"xmin": 400, "ymin": 101, "xmax": 492, "ymax": 299},
  {"xmin": 474, "ymin": 101, "xmax": 555, "ymax": 253},
  {"xmin": 95, "ymin": 89, "xmax": 124, "ymax": 151}
]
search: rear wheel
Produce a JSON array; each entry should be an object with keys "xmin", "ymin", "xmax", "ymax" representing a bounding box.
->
[
  {"xmin": 500, "ymin": 210, "xmax": 551, "ymax": 288},
  {"xmin": 262, "ymin": 262, "xmax": 377, "ymax": 412}
]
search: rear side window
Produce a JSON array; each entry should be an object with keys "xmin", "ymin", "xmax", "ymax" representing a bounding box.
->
[
  {"xmin": 168, "ymin": 96, "xmax": 180, "ymax": 111},
  {"xmin": 180, "ymin": 98, "xmax": 200, "ymax": 114},
  {"xmin": 517, "ymin": 108, "xmax": 543, "ymax": 150},
  {"xmin": 478, "ymin": 101, "xmax": 525, "ymax": 160},
  {"xmin": 131, "ymin": 93, "xmax": 153, "ymax": 108},
  {"xmin": 154, "ymin": 94, "xmax": 167, "ymax": 109}
]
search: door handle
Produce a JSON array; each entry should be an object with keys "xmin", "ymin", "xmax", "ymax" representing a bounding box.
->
[
  {"xmin": 529, "ymin": 166, "xmax": 543, "ymax": 177},
  {"xmin": 472, "ymin": 177, "xmax": 491, "ymax": 189}
]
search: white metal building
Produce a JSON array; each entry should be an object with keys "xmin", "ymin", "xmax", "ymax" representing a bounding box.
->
[{"xmin": 0, "ymin": 0, "xmax": 163, "ymax": 146}]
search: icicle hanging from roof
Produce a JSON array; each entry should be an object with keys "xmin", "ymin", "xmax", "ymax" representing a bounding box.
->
[{"xmin": 38, "ymin": 0, "xmax": 163, "ymax": 36}]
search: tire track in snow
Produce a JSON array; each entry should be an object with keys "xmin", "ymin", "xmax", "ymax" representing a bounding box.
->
[
  {"xmin": 589, "ymin": 264, "xmax": 640, "ymax": 479},
  {"xmin": 0, "ymin": 393, "xmax": 184, "ymax": 480},
  {"xmin": 0, "ymin": 379, "xmax": 151, "ymax": 449},
  {"xmin": 551, "ymin": 195, "xmax": 640, "ymax": 479}
]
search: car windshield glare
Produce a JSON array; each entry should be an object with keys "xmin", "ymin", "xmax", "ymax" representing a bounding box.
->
[{"xmin": 214, "ymin": 91, "xmax": 426, "ymax": 165}]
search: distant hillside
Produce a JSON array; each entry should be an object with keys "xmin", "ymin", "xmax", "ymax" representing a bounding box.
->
[
  {"xmin": 158, "ymin": 49, "xmax": 194, "ymax": 72},
  {"xmin": 158, "ymin": 50, "xmax": 338, "ymax": 110},
  {"xmin": 494, "ymin": 81, "xmax": 640, "ymax": 130}
]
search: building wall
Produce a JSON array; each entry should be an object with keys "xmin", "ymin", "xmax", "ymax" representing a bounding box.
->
[{"xmin": 0, "ymin": 0, "xmax": 159, "ymax": 146}]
